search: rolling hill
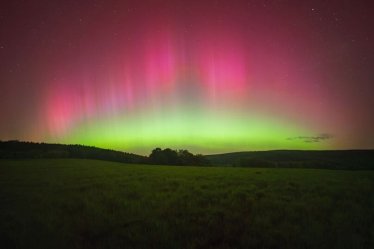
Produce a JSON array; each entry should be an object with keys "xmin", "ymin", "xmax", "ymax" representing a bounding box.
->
[{"xmin": 206, "ymin": 150, "xmax": 374, "ymax": 170}]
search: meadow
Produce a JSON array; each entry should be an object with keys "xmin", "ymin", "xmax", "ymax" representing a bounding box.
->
[{"xmin": 0, "ymin": 159, "xmax": 373, "ymax": 249}]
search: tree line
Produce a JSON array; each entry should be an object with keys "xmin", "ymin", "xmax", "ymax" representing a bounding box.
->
[
  {"xmin": 149, "ymin": 148, "xmax": 209, "ymax": 166},
  {"xmin": 0, "ymin": 140, "xmax": 210, "ymax": 166}
]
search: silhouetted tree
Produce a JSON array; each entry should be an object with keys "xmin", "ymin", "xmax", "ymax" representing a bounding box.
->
[
  {"xmin": 178, "ymin": 149, "xmax": 194, "ymax": 165},
  {"xmin": 148, "ymin": 148, "xmax": 210, "ymax": 166},
  {"xmin": 149, "ymin": 148, "xmax": 167, "ymax": 164}
]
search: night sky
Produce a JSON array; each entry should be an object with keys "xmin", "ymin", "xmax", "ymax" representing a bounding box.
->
[{"xmin": 0, "ymin": 0, "xmax": 373, "ymax": 155}]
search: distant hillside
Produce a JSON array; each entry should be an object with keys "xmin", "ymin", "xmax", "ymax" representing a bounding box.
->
[
  {"xmin": 0, "ymin": 140, "xmax": 146, "ymax": 163},
  {"xmin": 206, "ymin": 150, "xmax": 374, "ymax": 170},
  {"xmin": 2, "ymin": 141, "xmax": 373, "ymax": 169}
]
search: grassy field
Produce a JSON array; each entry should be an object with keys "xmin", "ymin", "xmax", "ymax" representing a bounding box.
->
[{"xmin": 0, "ymin": 159, "xmax": 373, "ymax": 249}]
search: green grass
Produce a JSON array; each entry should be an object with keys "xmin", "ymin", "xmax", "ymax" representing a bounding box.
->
[{"xmin": 0, "ymin": 159, "xmax": 373, "ymax": 249}]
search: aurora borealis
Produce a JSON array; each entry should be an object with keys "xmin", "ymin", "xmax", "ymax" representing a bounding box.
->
[{"xmin": 1, "ymin": 0, "xmax": 373, "ymax": 154}]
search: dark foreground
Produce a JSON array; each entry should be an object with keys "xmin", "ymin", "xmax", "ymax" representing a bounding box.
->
[{"xmin": 0, "ymin": 159, "xmax": 373, "ymax": 249}]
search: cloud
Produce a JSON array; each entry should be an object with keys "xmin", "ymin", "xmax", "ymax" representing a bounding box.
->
[{"xmin": 287, "ymin": 133, "xmax": 334, "ymax": 143}]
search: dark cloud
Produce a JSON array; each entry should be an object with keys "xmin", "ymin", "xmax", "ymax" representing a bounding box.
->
[{"xmin": 287, "ymin": 133, "xmax": 334, "ymax": 143}]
